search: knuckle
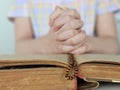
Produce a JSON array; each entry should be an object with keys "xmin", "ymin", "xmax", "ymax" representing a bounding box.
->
[
  {"xmin": 65, "ymin": 15, "xmax": 72, "ymax": 21},
  {"xmin": 54, "ymin": 21, "xmax": 59, "ymax": 27},
  {"xmin": 76, "ymin": 51, "xmax": 81, "ymax": 55},
  {"xmin": 70, "ymin": 30, "xmax": 77, "ymax": 36},
  {"xmin": 80, "ymin": 34, "xmax": 86, "ymax": 42},
  {"xmin": 73, "ymin": 45, "xmax": 87, "ymax": 55},
  {"xmin": 73, "ymin": 30, "xmax": 78, "ymax": 35},
  {"xmin": 76, "ymin": 20, "xmax": 82, "ymax": 26},
  {"xmin": 69, "ymin": 9, "xmax": 80, "ymax": 18},
  {"xmin": 70, "ymin": 9, "xmax": 77, "ymax": 15},
  {"xmin": 69, "ymin": 20, "xmax": 75, "ymax": 27},
  {"xmin": 74, "ymin": 50, "xmax": 81, "ymax": 55},
  {"xmin": 80, "ymin": 21, "xmax": 84, "ymax": 27},
  {"xmin": 67, "ymin": 30, "xmax": 78, "ymax": 38},
  {"xmin": 71, "ymin": 39, "xmax": 77, "ymax": 45},
  {"xmin": 78, "ymin": 49, "xmax": 85, "ymax": 55},
  {"xmin": 83, "ymin": 46, "xmax": 87, "ymax": 53},
  {"xmin": 71, "ymin": 20, "xmax": 84, "ymax": 28},
  {"xmin": 81, "ymin": 30, "xmax": 86, "ymax": 36},
  {"xmin": 77, "ymin": 33, "xmax": 84, "ymax": 41},
  {"xmin": 82, "ymin": 33, "xmax": 86, "ymax": 39}
]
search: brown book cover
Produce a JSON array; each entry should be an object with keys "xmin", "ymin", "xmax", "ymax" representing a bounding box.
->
[{"xmin": 0, "ymin": 54, "xmax": 120, "ymax": 90}]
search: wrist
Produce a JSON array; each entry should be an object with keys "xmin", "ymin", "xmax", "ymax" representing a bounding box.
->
[
  {"xmin": 34, "ymin": 36, "xmax": 49, "ymax": 54},
  {"xmin": 35, "ymin": 34, "xmax": 60, "ymax": 54}
]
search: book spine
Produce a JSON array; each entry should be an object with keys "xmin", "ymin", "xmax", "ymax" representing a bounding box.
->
[{"xmin": 65, "ymin": 54, "xmax": 78, "ymax": 80}]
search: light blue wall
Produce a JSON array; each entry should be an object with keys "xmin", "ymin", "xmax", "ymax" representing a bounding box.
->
[
  {"xmin": 0, "ymin": 0, "xmax": 120, "ymax": 54},
  {"xmin": 0, "ymin": 0, "xmax": 15, "ymax": 54}
]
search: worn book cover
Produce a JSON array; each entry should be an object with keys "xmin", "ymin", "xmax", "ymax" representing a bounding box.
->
[{"xmin": 0, "ymin": 54, "xmax": 120, "ymax": 90}]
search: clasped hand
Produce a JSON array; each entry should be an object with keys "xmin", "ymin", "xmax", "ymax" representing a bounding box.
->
[{"xmin": 49, "ymin": 6, "xmax": 87, "ymax": 55}]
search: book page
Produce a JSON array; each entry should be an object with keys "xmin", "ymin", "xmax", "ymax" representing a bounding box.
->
[
  {"xmin": 0, "ymin": 54, "xmax": 69, "ymax": 67},
  {"xmin": 75, "ymin": 54, "xmax": 120, "ymax": 65},
  {"xmin": 0, "ymin": 54, "xmax": 120, "ymax": 67}
]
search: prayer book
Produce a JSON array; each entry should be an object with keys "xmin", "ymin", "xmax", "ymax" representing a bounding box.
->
[{"xmin": 0, "ymin": 54, "xmax": 120, "ymax": 90}]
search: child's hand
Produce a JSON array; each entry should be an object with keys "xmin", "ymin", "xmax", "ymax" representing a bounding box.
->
[
  {"xmin": 49, "ymin": 6, "xmax": 81, "ymax": 31},
  {"xmin": 49, "ymin": 6, "xmax": 87, "ymax": 55},
  {"xmin": 57, "ymin": 30, "xmax": 87, "ymax": 55}
]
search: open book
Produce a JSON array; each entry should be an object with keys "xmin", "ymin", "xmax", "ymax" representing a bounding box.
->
[{"xmin": 0, "ymin": 54, "xmax": 120, "ymax": 90}]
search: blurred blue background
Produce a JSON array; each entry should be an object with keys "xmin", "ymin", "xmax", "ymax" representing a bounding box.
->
[
  {"xmin": 0, "ymin": 0, "xmax": 120, "ymax": 54},
  {"xmin": 0, "ymin": 0, "xmax": 14, "ymax": 54}
]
